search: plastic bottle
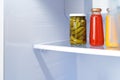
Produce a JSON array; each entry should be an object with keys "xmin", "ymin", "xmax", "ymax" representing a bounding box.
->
[{"xmin": 105, "ymin": 8, "xmax": 119, "ymax": 47}]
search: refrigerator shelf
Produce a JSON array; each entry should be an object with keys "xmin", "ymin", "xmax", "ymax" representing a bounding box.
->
[{"xmin": 33, "ymin": 40, "xmax": 120, "ymax": 57}]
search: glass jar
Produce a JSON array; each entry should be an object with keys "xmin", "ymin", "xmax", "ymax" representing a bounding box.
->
[
  {"xmin": 89, "ymin": 8, "xmax": 104, "ymax": 46},
  {"xmin": 70, "ymin": 14, "xmax": 86, "ymax": 46}
]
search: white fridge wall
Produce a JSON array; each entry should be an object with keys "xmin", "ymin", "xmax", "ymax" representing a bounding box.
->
[
  {"xmin": 64, "ymin": 0, "xmax": 84, "ymax": 18},
  {"xmin": 4, "ymin": 0, "xmax": 72, "ymax": 80},
  {"xmin": 4, "ymin": 0, "xmax": 69, "ymax": 43},
  {"xmin": 5, "ymin": 0, "xmax": 120, "ymax": 80},
  {"xmin": 35, "ymin": 50, "xmax": 77, "ymax": 80},
  {"xmin": 77, "ymin": 55, "xmax": 120, "ymax": 80}
]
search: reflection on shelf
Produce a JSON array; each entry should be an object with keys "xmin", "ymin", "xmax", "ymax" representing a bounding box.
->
[
  {"xmin": 106, "ymin": 47, "xmax": 120, "ymax": 50},
  {"xmin": 90, "ymin": 46, "xmax": 104, "ymax": 49}
]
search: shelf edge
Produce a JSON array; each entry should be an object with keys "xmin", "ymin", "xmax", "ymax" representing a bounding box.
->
[{"xmin": 34, "ymin": 44, "xmax": 120, "ymax": 57}]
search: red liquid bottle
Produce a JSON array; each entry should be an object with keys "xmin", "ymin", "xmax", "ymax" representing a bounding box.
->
[{"xmin": 90, "ymin": 8, "xmax": 104, "ymax": 46}]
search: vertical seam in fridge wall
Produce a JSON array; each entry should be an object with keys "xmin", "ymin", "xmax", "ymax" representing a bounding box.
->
[{"xmin": 63, "ymin": 0, "xmax": 69, "ymax": 23}]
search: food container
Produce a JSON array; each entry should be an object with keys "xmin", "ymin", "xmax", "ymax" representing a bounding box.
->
[
  {"xmin": 105, "ymin": 8, "xmax": 119, "ymax": 47},
  {"xmin": 69, "ymin": 14, "xmax": 86, "ymax": 46},
  {"xmin": 89, "ymin": 8, "xmax": 104, "ymax": 46}
]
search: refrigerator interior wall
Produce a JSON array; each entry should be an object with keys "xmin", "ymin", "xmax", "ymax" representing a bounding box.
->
[
  {"xmin": 64, "ymin": 0, "xmax": 85, "ymax": 18},
  {"xmin": 77, "ymin": 54, "xmax": 120, "ymax": 80},
  {"xmin": 35, "ymin": 50, "xmax": 77, "ymax": 80},
  {"xmin": 4, "ymin": 0, "xmax": 120, "ymax": 80},
  {"xmin": 4, "ymin": 0, "xmax": 70, "ymax": 80}
]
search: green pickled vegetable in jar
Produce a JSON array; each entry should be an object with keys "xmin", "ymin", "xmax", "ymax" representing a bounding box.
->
[{"xmin": 69, "ymin": 14, "xmax": 86, "ymax": 46}]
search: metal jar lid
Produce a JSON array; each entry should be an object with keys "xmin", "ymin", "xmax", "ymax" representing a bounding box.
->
[
  {"xmin": 69, "ymin": 13, "xmax": 86, "ymax": 16},
  {"xmin": 91, "ymin": 8, "xmax": 102, "ymax": 12}
]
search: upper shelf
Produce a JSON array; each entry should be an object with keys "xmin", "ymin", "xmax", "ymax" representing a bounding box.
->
[{"xmin": 33, "ymin": 40, "xmax": 120, "ymax": 57}]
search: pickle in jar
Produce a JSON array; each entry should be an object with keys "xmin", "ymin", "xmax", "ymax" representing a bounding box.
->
[{"xmin": 69, "ymin": 14, "xmax": 86, "ymax": 46}]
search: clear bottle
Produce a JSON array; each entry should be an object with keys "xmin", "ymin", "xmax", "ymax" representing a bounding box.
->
[
  {"xmin": 105, "ymin": 8, "xmax": 119, "ymax": 47},
  {"xmin": 89, "ymin": 8, "xmax": 104, "ymax": 46}
]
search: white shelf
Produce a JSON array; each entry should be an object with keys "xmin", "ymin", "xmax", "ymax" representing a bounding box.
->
[{"xmin": 33, "ymin": 41, "xmax": 120, "ymax": 57}]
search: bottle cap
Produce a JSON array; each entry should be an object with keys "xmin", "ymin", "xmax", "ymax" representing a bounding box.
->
[
  {"xmin": 106, "ymin": 8, "xmax": 110, "ymax": 12},
  {"xmin": 91, "ymin": 8, "xmax": 102, "ymax": 12}
]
